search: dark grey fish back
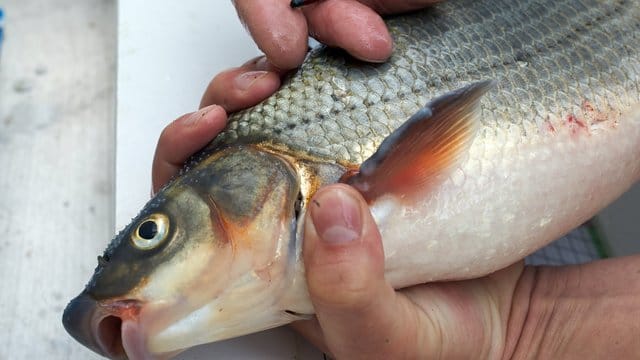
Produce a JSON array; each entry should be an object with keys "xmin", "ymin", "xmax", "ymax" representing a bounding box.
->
[{"xmin": 210, "ymin": 0, "xmax": 640, "ymax": 164}]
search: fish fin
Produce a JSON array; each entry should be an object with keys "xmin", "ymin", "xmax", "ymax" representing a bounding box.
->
[{"xmin": 346, "ymin": 80, "xmax": 495, "ymax": 202}]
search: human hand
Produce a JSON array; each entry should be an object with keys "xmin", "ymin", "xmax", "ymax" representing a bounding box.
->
[
  {"xmin": 293, "ymin": 184, "xmax": 526, "ymax": 359},
  {"xmin": 231, "ymin": 0, "xmax": 441, "ymax": 69}
]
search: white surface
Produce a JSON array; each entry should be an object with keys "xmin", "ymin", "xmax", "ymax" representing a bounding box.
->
[{"xmin": 117, "ymin": 1, "xmax": 322, "ymax": 358}]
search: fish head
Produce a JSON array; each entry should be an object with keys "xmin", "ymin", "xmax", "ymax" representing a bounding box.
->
[{"xmin": 63, "ymin": 146, "xmax": 307, "ymax": 359}]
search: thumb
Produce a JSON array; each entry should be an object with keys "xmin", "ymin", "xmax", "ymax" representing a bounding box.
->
[{"xmin": 303, "ymin": 184, "xmax": 420, "ymax": 359}]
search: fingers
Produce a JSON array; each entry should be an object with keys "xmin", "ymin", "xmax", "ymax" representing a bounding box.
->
[
  {"xmin": 302, "ymin": 0, "xmax": 393, "ymax": 63},
  {"xmin": 300, "ymin": 184, "xmax": 524, "ymax": 358},
  {"xmin": 233, "ymin": 0, "xmax": 309, "ymax": 70},
  {"xmin": 234, "ymin": 0, "xmax": 393, "ymax": 67},
  {"xmin": 233, "ymin": 0, "xmax": 442, "ymax": 69},
  {"xmin": 301, "ymin": 0, "xmax": 444, "ymax": 62},
  {"xmin": 151, "ymin": 105, "xmax": 227, "ymax": 194},
  {"xmin": 200, "ymin": 56, "xmax": 284, "ymax": 110},
  {"xmin": 154, "ymin": 56, "xmax": 284, "ymax": 194},
  {"xmin": 302, "ymin": 184, "xmax": 422, "ymax": 359}
]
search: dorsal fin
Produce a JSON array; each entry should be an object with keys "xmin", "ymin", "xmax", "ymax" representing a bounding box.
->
[{"xmin": 345, "ymin": 80, "xmax": 495, "ymax": 202}]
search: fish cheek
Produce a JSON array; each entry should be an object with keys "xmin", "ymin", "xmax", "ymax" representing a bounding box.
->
[
  {"xmin": 190, "ymin": 148, "xmax": 301, "ymax": 277},
  {"xmin": 198, "ymin": 149, "xmax": 286, "ymax": 219},
  {"xmin": 144, "ymin": 176, "xmax": 302, "ymax": 350},
  {"xmin": 137, "ymin": 188, "xmax": 235, "ymax": 301},
  {"xmin": 130, "ymin": 194, "xmax": 242, "ymax": 341},
  {"xmin": 190, "ymin": 147, "xmax": 300, "ymax": 238}
]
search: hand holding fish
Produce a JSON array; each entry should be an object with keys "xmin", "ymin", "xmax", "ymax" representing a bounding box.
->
[
  {"xmin": 64, "ymin": 0, "xmax": 640, "ymax": 358},
  {"xmin": 231, "ymin": 0, "xmax": 441, "ymax": 69}
]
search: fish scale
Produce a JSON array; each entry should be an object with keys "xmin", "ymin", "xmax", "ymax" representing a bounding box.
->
[{"xmin": 206, "ymin": 0, "xmax": 640, "ymax": 164}]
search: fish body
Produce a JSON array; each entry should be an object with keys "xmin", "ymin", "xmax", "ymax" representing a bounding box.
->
[{"xmin": 64, "ymin": 0, "xmax": 640, "ymax": 359}]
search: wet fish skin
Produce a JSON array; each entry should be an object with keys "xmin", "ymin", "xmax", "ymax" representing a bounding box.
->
[
  {"xmin": 213, "ymin": 0, "xmax": 639, "ymax": 165},
  {"xmin": 63, "ymin": 0, "xmax": 640, "ymax": 359}
]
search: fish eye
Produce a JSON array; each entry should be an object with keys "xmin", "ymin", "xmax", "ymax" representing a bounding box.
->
[{"xmin": 131, "ymin": 213, "xmax": 170, "ymax": 250}]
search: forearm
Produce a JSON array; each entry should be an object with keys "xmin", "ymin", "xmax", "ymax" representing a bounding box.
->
[{"xmin": 504, "ymin": 254, "xmax": 640, "ymax": 359}]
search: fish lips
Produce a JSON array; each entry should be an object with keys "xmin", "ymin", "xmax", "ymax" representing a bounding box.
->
[{"xmin": 63, "ymin": 292, "xmax": 150, "ymax": 359}]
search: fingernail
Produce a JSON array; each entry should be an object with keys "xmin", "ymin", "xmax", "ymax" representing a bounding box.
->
[
  {"xmin": 182, "ymin": 105, "xmax": 217, "ymax": 127},
  {"xmin": 310, "ymin": 189, "xmax": 362, "ymax": 244},
  {"xmin": 254, "ymin": 56, "xmax": 271, "ymax": 71},
  {"xmin": 354, "ymin": 33, "xmax": 394, "ymax": 63},
  {"xmin": 234, "ymin": 70, "xmax": 269, "ymax": 91}
]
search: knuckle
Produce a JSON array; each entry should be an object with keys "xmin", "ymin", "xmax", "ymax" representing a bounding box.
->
[
  {"xmin": 157, "ymin": 122, "xmax": 176, "ymax": 146},
  {"xmin": 309, "ymin": 260, "xmax": 375, "ymax": 309}
]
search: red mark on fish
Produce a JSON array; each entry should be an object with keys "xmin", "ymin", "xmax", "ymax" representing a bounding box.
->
[
  {"xmin": 544, "ymin": 116, "xmax": 556, "ymax": 133},
  {"xmin": 566, "ymin": 114, "xmax": 589, "ymax": 136}
]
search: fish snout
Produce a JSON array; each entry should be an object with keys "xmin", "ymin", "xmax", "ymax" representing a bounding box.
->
[{"xmin": 63, "ymin": 292, "xmax": 146, "ymax": 359}]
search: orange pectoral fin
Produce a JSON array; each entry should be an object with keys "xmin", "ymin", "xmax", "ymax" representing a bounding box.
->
[{"xmin": 345, "ymin": 80, "xmax": 495, "ymax": 202}]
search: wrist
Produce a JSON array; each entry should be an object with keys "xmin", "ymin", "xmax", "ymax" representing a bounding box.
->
[{"xmin": 503, "ymin": 256, "xmax": 640, "ymax": 359}]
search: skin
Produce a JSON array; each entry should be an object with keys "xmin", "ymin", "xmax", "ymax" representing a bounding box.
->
[
  {"xmin": 231, "ymin": 0, "xmax": 441, "ymax": 69},
  {"xmin": 151, "ymin": 2, "xmax": 640, "ymax": 358}
]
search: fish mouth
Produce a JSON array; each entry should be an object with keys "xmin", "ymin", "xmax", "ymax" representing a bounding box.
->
[{"xmin": 62, "ymin": 292, "xmax": 153, "ymax": 359}]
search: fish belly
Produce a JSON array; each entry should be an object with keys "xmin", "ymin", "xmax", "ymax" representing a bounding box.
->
[{"xmin": 378, "ymin": 106, "xmax": 640, "ymax": 287}]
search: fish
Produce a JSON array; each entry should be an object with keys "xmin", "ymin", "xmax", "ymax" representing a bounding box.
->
[{"xmin": 63, "ymin": 0, "xmax": 640, "ymax": 359}]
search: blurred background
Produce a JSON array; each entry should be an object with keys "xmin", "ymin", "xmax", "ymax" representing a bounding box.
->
[{"xmin": 0, "ymin": 0, "xmax": 638, "ymax": 359}]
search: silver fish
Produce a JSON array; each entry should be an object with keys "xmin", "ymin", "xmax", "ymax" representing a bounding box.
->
[{"xmin": 63, "ymin": 0, "xmax": 640, "ymax": 359}]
